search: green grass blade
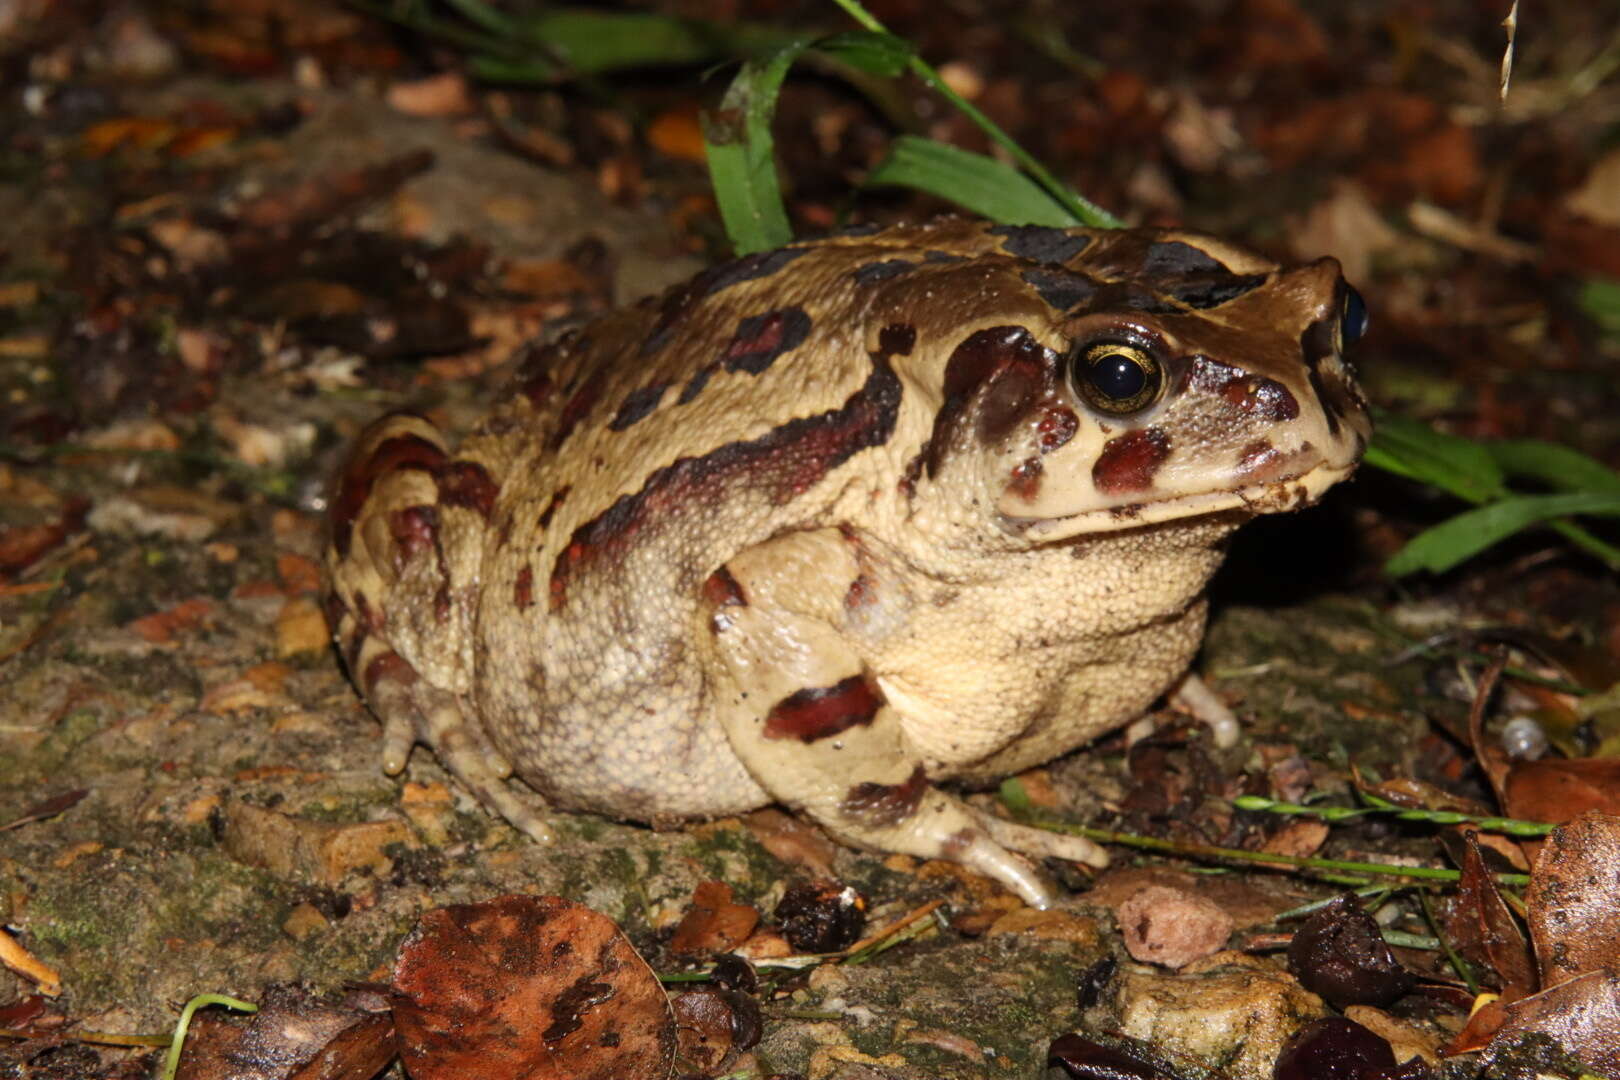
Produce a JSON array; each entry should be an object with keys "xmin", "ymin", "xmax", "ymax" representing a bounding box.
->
[
  {"xmin": 440, "ymin": 0, "xmax": 518, "ymax": 37},
  {"xmin": 515, "ymin": 10, "xmax": 795, "ymax": 75},
  {"xmin": 1385, "ymin": 492, "xmax": 1620, "ymax": 576},
  {"xmin": 1364, "ymin": 411, "xmax": 1505, "ymax": 503},
  {"xmin": 1578, "ymin": 277, "xmax": 1620, "ymax": 335},
  {"xmin": 704, "ymin": 43, "xmax": 811, "ymax": 254},
  {"xmin": 1486, "ymin": 439, "xmax": 1620, "ymax": 495},
  {"xmin": 814, "ymin": 30, "xmax": 914, "ymax": 77},
  {"xmin": 866, "ymin": 136, "xmax": 1079, "ymax": 226}
]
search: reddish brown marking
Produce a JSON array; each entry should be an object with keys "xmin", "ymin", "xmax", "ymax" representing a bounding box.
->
[
  {"xmin": 550, "ymin": 354, "xmax": 901, "ymax": 607},
  {"xmin": 363, "ymin": 650, "xmax": 418, "ymax": 694},
  {"xmin": 701, "ymin": 566, "xmax": 748, "ymax": 609},
  {"xmin": 842, "ymin": 766, "xmax": 930, "ymax": 827},
  {"xmin": 549, "ymin": 369, "xmax": 607, "ymax": 450},
  {"xmin": 1236, "ymin": 439, "xmax": 1281, "ymax": 478},
  {"xmin": 538, "ymin": 486, "xmax": 570, "ymax": 530},
  {"xmin": 514, "ymin": 564, "xmax": 534, "ymax": 611},
  {"xmin": 1220, "ymin": 376, "xmax": 1299, "ymax": 421},
  {"xmin": 433, "ymin": 583, "xmax": 451, "ymax": 624},
  {"xmin": 330, "ymin": 431, "xmax": 446, "ymax": 557},
  {"xmin": 1093, "ymin": 428, "xmax": 1171, "ymax": 494},
  {"xmin": 764, "ymin": 675, "xmax": 883, "ymax": 742},
  {"xmin": 352, "ymin": 589, "xmax": 382, "ymax": 634},
  {"xmin": 926, "ymin": 327, "xmax": 1050, "ymax": 477},
  {"xmin": 941, "ymin": 827, "xmax": 982, "ymax": 859},
  {"xmin": 722, "ymin": 307, "xmax": 812, "ymax": 375},
  {"xmin": 844, "ymin": 573, "xmax": 876, "ymax": 611},
  {"xmin": 436, "ymin": 460, "xmax": 499, "ymax": 518},
  {"xmin": 898, "ymin": 451, "xmax": 925, "ymax": 499},
  {"xmin": 1037, "ymin": 406, "xmax": 1079, "ymax": 452},
  {"xmin": 387, "ymin": 505, "xmax": 439, "ymax": 569},
  {"xmin": 977, "ymin": 370, "xmax": 1041, "ymax": 444},
  {"xmin": 1008, "ymin": 456, "xmax": 1043, "ymax": 500}
]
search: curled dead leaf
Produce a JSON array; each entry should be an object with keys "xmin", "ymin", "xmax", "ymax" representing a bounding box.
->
[{"xmin": 391, "ymin": 894, "xmax": 674, "ymax": 1080}]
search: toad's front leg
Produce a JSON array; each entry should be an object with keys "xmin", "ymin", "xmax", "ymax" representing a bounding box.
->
[{"xmin": 702, "ymin": 529, "xmax": 1106, "ymax": 909}]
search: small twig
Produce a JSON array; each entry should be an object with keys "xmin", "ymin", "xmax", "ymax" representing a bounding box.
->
[{"xmin": 0, "ymin": 1027, "xmax": 169, "ymax": 1047}]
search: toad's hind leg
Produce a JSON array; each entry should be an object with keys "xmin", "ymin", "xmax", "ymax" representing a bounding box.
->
[
  {"xmin": 324, "ymin": 413, "xmax": 556, "ymax": 844},
  {"xmin": 703, "ymin": 530, "xmax": 1107, "ymax": 909}
]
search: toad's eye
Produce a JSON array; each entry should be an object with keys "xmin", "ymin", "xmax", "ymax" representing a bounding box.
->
[
  {"xmin": 1340, "ymin": 286, "xmax": 1369, "ymax": 346},
  {"xmin": 1071, "ymin": 342, "xmax": 1163, "ymax": 416}
]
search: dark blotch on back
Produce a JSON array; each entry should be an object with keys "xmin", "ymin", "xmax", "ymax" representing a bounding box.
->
[
  {"xmin": 1093, "ymin": 428, "xmax": 1172, "ymax": 494},
  {"xmin": 549, "ymin": 369, "xmax": 607, "ymax": 450},
  {"xmin": 609, "ymin": 383, "xmax": 669, "ymax": 431},
  {"xmin": 723, "ymin": 307, "xmax": 813, "ymax": 375},
  {"xmin": 879, "ymin": 323, "xmax": 917, "ymax": 357},
  {"xmin": 1022, "ymin": 268, "xmax": 1097, "ymax": 312},
  {"xmin": 989, "ymin": 224, "xmax": 1092, "ymax": 264},
  {"xmin": 703, "ymin": 246, "xmax": 813, "ymax": 295},
  {"xmin": 639, "ymin": 247, "xmax": 813, "ymax": 358},
  {"xmin": 852, "ymin": 259, "xmax": 915, "ymax": 285},
  {"xmin": 764, "ymin": 675, "xmax": 883, "ymax": 742},
  {"xmin": 1165, "ymin": 273, "xmax": 1268, "ymax": 309},
  {"xmin": 1090, "ymin": 281, "xmax": 1182, "ymax": 315},
  {"xmin": 1142, "ymin": 240, "xmax": 1228, "ymax": 275}
]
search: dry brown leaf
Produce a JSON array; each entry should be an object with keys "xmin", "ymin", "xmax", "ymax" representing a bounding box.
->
[
  {"xmin": 392, "ymin": 894, "xmax": 675, "ymax": 1080},
  {"xmin": 127, "ymin": 597, "xmax": 216, "ymax": 644},
  {"xmin": 1503, "ymin": 758, "xmax": 1620, "ymax": 827},
  {"xmin": 669, "ymin": 881, "xmax": 760, "ymax": 957},
  {"xmin": 1487, "ymin": 968, "xmax": 1620, "ymax": 1075},
  {"xmin": 1447, "ymin": 831, "xmax": 1536, "ymax": 995},
  {"xmin": 1527, "ymin": 811, "xmax": 1620, "ymax": 987},
  {"xmin": 175, "ymin": 985, "xmax": 394, "ymax": 1080}
]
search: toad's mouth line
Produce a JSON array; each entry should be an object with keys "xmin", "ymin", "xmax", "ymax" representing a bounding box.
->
[{"xmin": 1008, "ymin": 459, "xmax": 1361, "ymax": 541}]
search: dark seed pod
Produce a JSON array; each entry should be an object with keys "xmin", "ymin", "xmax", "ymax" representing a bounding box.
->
[
  {"xmin": 1287, "ymin": 895, "xmax": 1414, "ymax": 1009},
  {"xmin": 775, "ymin": 880, "xmax": 867, "ymax": 953}
]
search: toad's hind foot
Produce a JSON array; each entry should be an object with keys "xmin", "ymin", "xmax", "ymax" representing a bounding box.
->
[{"xmin": 354, "ymin": 635, "xmax": 556, "ymax": 845}]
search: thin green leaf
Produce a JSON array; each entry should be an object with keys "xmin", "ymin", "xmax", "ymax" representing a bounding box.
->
[
  {"xmin": 1578, "ymin": 277, "xmax": 1620, "ymax": 334},
  {"xmin": 813, "ymin": 30, "xmax": 915, "ymax": 77},
  {"xmin": 704, "ymin": 43, "xmax": 811, "ymax": 254},
  {"xmin": 466, "ymin": 55, "xmax": 565, "ymax": 83},
  {"xmin": 1487, "ymin": 438, "xmax": 1620, "ymax": 496},
  {"xmin": 1364, "ymin": 411, "xmax": 1505, "ymax": 503},
  {"xmin": 828, "ymin": 0, "xmax": 1122, "ymax": 228},
  {"xmin": 1385, "ymin": 492, "xmax": 1620, "ymax": 576},
  {"xmin": 440, "ymin": 0, "xmax": 518, "ymax": 37},
  {"xmin": 866, "ymin": 136, "xmax": 1078, "ymax": 227},
  {"xmin": 513, "ymin": 10, "xmax": 794, "ymax": 75}
]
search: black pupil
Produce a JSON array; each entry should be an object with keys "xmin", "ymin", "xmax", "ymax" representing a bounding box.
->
[
  {"xmin": 1341, "ymin": 286, "xmax": 1369, "ymax": 344},
  {"xmin": 1090, "ymin": 353, "xmax": 1146, "ymax": 401}
]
